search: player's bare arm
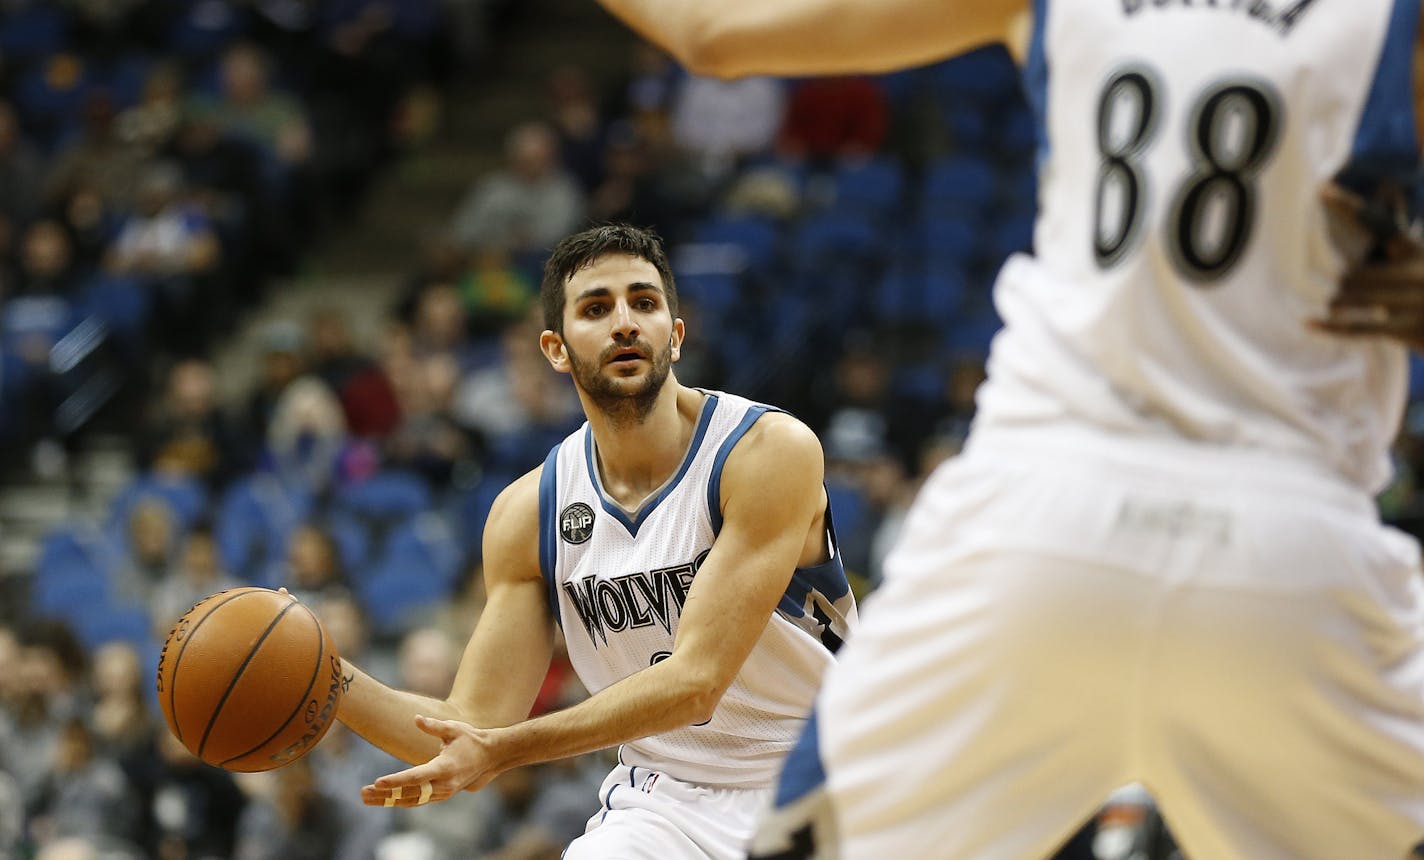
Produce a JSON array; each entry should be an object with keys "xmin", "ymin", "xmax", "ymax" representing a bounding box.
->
[
  {"xmin": 337, "ymin": 467, "xmax": 555, "ymax": 767},
  {"xmin": 360, "ymin": 409, "xmax": 828, "ymax": 808},
  {"xmin": 595, "ymin": 0, "xmax": 1026, "ymax": 78}
]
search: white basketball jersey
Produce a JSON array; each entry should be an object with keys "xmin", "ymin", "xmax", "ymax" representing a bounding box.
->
[
  {"xmin": 538, "ymin": 390, "xmax": 856, "ymax": 789},
  {"xmin": 976, "ymin": 0, "xmax": 1418, "ymax": 492}
]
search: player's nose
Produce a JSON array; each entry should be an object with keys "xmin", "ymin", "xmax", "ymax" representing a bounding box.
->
[{"xmin": 610, "ymin": 300, "xmax": 639, "ymax": 339}]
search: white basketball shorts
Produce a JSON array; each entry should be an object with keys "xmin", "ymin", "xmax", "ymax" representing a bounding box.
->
[
  {"xmin": 565, "ymin": 762, "xmax": 770, "ymax": 860},
  {"xmin": 750, "ymin": 426, "xmax": 1424, "ymax": 860}
]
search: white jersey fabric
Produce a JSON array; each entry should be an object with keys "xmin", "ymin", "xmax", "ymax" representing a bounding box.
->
[
  {"xmin": 752, "ymin": 2, "xmax": 1424, "ymax": 859},
  {"xmin": 538, "ymin": 389, "xmax": 855, "ymax": 790},
  {"xmin": 978, "ymin": 0, "xmax": 1414, "ymax": 493}
]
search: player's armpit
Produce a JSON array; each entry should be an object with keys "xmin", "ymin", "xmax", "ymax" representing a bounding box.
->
[
  {"xmin": 596, "ymin": 0, "xmax": 1028, "ymax": 79},
  {"xmin": 664, "ymin": 412, "xmax": 828, "ymax": 716}
]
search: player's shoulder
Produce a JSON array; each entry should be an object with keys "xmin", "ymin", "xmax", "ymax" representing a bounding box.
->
[
  {"xmin": 482, "ymin": 464, "xmax": 545, "ymax": 579},
  {"xmin": 725, "ymin": 408, "xmax": 825, "ymax": 484}
]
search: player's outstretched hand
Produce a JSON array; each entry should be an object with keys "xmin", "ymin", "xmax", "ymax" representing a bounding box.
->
[
  {"xmin": 1312, "ymin": 182, "xmax": 1424, "ymax": 352},
  {"xmin": 361, "ymin": 715, "xmax": 499, "ymax": 807}
]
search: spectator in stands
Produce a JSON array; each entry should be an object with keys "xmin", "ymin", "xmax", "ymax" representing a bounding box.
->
[
  {"xmin": 150, "ymin": 524, "xmax": 240, "ymax": 636},
  {"xmin": 12, "ymin": 219, "xmax": 82, "ymax": 296},
  {"xmin": 585, "ymin": 119, "xmax": 682, "ymax": 230},
  {"xmin": 308, "ymin": 722, "xmax": 400, "ymax": 860},
  {"xmin": 383, "ymin": 352, "xmax": 481, "ymax": 487},
  {"xmin": 452, "ymin": 313, "xmax": 581, "ymax": 475},
  {"xmin": 44, "ymin": 90, "xmax": 148, "ymax": 212},
  {"xmin": 235, "ymin": 757, "xmax": 344, "ymax": 860},
  {"xmin": 191, "ymin": 43, "xmax": 313, "ymax": 170},
  {"xmin": 777, "ymin": 76, "xmax": 890, "ymax": 164},
  {"xmin": 128, "ymin": 730, "xmax": 247, "ymax": 860},
  {"xmin": 244, "ymin": 320, "xmax": 310, "ymax": 454},
  {"xmin": 51, "ymin": 176, "xmax": 120, "ymax": 271},
  {"xmin": 474, "ymin": 761, "xmax": 608, "ymax": 860},
  {"xmin": 138, "ymin": 358, "xmax": 247, "ymax": 491},
  {"xmin": 670, "ymin": 72, "xmax": 785, "ymax": 179},
  {"xmin": 104, "ymin": 160, "xmax": 223, "ymax": 355},
  {"xmin": 114, "ymin": 62, "xmax": 186, "ymax": 155},
  {"xmin": 0, "ymin": 99, "xmax": 43, "ymax": 258},
  {"xmin": 265, "ymin": 374, "xmax": 350, "ymax": 492},
  {"xmin": 458, "ymin": 246, "xmax": 537, "ymax": 339},
  {"xmin": 312, "ymin": 590, "xmax": 399, "ymax": 689},
  {"xmin": 307, "ymin": 306, "xmax": 401, "ymax": 441},
  {"xmin": 87, "ymin": 641, "xmax": 157, "ymax": 763},
  {"xmin": 29, "ymin": 718, "xmax": 138, "ymax": 847},
  {"xmin": 547, "ymin": 64, "xmax": 606, "ymax": 192},
  {"xmin": 448, "ymin": 121, "xmax": 585, "ymax": 259},
  {"xmin": 283, "ymin": 524, "xmax": 347, "ymax": 605},
  {"xmin": 0, "ymin": 622, "xmax": 86, "ymax": 802},
  {"xmin": 113, "ymin": 499, "xmax": 177, "ymax": 604}
]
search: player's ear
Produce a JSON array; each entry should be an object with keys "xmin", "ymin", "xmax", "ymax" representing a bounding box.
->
[
  {"xmin": 539, "ymin": 330, "xmax": 571, "ymax": 373},
  {"xmin": 670, "ymin": 318, "xmax": 685, "ymax": 362}
]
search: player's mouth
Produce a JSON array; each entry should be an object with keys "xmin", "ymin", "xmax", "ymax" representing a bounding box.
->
[{"xmin": 607, "ymin": 346, "xmax": 648, "ymax": 365}]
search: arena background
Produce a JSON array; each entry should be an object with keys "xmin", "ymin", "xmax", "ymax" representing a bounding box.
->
[{"xmin": 0, "ymin": 2, "xmax": 1415, "ymax": 858}]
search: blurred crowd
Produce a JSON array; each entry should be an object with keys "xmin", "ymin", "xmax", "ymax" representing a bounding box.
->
[{"xmin": 6, "ymin": 4, "xmax": 1424, "ymax": 860}]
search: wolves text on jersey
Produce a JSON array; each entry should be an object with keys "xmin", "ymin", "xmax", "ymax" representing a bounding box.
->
[
  {"xmin": 1120, "ymin": 0, "xmax": 1319, "ymax": 37},
  {"xmin": 563, "ymin": 549, "xmax": 711, "ymax": 646}
]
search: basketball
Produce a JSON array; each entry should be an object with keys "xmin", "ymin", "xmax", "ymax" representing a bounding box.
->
[{"xmin": 156, "ymin": 587, "xmax": 344, "ymax": 772}]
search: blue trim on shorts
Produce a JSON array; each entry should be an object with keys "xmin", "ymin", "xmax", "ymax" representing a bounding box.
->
[
  {"xmin": 775, "ymin": 707, "xmax": 828, "ymax": 808},
  {"xmin": 599, "ymin": 764, "xmax": 637, "ymax": 823},
  {"xmin": 538, "ymin": 442, "xmax": 563, "ymax": 626}
]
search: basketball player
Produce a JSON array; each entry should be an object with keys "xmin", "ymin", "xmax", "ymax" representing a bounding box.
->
[
  {"xmin": 329, "ymin": 224, "xmax": 856, "ymax": 859},
  {"xmin": 595, "ymin": 2, "xmax": 1424, "ymax": 859}
]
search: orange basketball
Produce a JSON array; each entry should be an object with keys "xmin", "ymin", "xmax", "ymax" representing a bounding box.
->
[{"xmin": 156, "ymin": 587, "xmax": 344, "ymax": 772}]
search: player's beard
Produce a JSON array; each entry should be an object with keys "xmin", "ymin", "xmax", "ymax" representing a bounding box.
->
[{"xmin": 565, "ymin": 335, "xmax": 674, "ymax": 428}]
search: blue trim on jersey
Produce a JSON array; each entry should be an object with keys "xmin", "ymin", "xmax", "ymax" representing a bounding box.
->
[
  {"xmin": 776, "ymin": 503, "xmax": 850, "ymax": 625},
  {"xmin": 585, "ymin": 394, "xmax": 720, "ymax": 538},
  {"xmin": 1022, "ymin": 0, "xmax": 1051, "ymax": 172},
  {"xmin": 1343, "ymin": 0, "xmax": 1421, "ymax": 190},
  {"xmin": 706, "ymin": 404, "xmax": 774, "ymax": 534},
  {"xmin": 538, "ymin": 443, "xmax": 562, "ymax": 626},
  {"xmin": 774, "ymin": 707, "xmax": 828, "ymax": 807}
]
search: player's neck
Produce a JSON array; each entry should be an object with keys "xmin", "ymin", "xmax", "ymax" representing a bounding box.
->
[{"xmin": 586, "ymin": 382, "xmax": 703, "ymax": 507}]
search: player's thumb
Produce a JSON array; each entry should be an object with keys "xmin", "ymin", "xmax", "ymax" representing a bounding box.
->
[{"xmin": 413, "ymin": 714, "xmax": 460, "ymax": 741}]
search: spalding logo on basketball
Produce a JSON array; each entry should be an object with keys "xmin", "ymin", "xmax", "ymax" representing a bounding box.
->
[{"xmin": 560, "ymin": 502, "xmax": 595, "ymax": 543}]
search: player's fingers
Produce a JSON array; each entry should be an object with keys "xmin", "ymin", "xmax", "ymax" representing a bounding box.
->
[
  {"xmin": 1320, "ymin": 181, "xmax": 1366, "ymax": 218},
  {"xmin": 361, "ymin": 779, "xmax": 443, "ymax": 807}
]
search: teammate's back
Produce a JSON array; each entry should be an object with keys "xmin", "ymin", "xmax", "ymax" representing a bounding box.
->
[{"xmin": 976, "ymin": 0, "xmax": 1415, "ymax": 490}]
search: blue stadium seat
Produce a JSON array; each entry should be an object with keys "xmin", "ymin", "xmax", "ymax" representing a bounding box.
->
[
  {"xmin": 367, "ymin": 515, "xmax": 463, "ymax": 591},
  {"xmin": 919, "ymin": 213, "xmax": 982, "ymax": 267},
  {"xmin": 336, "ymin": 470, "xmax": 433, "ymax": 521},
  {"xmin": 923, "ymin": 157, "xmax": 997, "ymax": 214},
  {"xmin": 107, "ymin": 473, "xmax": 208, "ymax": 536},
  {"xmin": 80, "ymin": 275, "xmax": 153, "ymax": 350},
  {"xmin": 693, "ymin": 215, "xmax": 782, "ymax": 275},
  {"xmin": 930, "ymin": 45, "xmax": 1023, "ymax": 105},
  {"xmin": 32, "ymin": 560, "xmax": 113, "ymax": 621},
  {"xmin": 72, "ymin": 602, "xmax": 152, "ymax": 652},
  {"xmin": 789, "ymin": 212, "xmax": 883, "ymax": 274},
  {"xmin": 357, "ymin": 564, "xmax": 454, "ymax": 638},
  {"xmin": 831, "ymin": 157, "xmax": 905, "ymax": 219},
  {"xmin": 0, "ymin": 5, "xmax": 68, "ymax": 65},
  {"xmin": 325, "ymin": 511, "xmax": 372, "ymax": 581},
  {"xmin": 216, "ymin": 474, "xmax": 313, "ymax": 582}
]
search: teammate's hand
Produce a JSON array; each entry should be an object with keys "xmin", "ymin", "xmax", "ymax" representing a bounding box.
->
[
  {"xmin": 360, "ymin": 715, "xmax": 501, "ymax": 807},
  {"xmin": 1311, "ymin": 183, "xmax": 1424, "ymax": 352}
]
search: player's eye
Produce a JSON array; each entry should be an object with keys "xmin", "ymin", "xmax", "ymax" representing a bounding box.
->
[{"xmin": 583, "ymin": 303, "xmax": 606, "ymax": 317}]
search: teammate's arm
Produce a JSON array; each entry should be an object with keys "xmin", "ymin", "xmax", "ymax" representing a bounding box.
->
[
  {"xmin": 361, "ymin": 412, "xmax": 827, "ymax": 807},
  {"xmin": 336, "ymin": 468, "xmax": 555, "ymax": 766},
  {"xmin": 595, "ymin": 0, "xmax": 1028, "ymax": 78}
]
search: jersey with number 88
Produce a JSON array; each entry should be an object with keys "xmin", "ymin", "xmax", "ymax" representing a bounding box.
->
[{"xmin": 975, "ymin": 0, "xmax": 1416, "ymax": 493}]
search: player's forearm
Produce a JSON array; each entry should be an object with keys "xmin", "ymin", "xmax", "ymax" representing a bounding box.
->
[
  {"xmin": 337, "ymin": 664, "xmax": 469, "ymax": 765},
  {"xmin": 485, "ymin": 658, "xmax": 719, "ymax": 771}
]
